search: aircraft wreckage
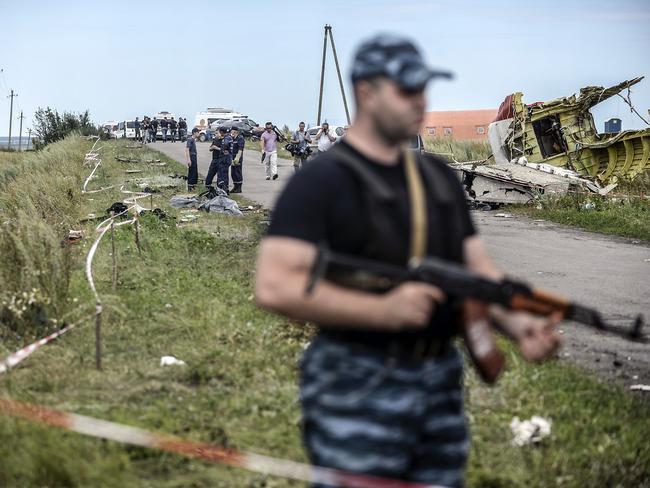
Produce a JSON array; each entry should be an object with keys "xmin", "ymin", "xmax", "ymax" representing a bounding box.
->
[{"xmin": 452, "ymin": 77, "xmax": 650, "ymax": 205}]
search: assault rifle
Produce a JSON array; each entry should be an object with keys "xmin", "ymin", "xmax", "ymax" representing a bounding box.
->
[{"xmin": 306, "ymin": 246, "xmax": 646, "ymax": 384}]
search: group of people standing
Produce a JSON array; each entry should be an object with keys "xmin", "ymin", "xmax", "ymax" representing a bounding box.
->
[
  {"xmin": 184, "ymin": 119, "xmax": 339, "ymax": 196},
  {"xmin": 185, "ymin": 126, "xmax": 245, "ymax": 194},
  {"xmin": 135, "ymin": 116, "xmax": 188, "ymax": 144}
]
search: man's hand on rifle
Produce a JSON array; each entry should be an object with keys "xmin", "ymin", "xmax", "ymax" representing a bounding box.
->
[
  {"xmin": 489, "ymin": 306, "xmax": 562, "ymax": 362},
  {"xmin": 382, "ymin": 283, "xmax": 445, "ymax": 331}
]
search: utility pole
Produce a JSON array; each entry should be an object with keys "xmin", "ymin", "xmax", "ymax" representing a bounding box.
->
[
  {"xmin": 317, "ymin": 25, "xmax": 329, "ymax": 126},
  {"xmin": 316, "ymin": 25, "xmax": 351, "ymax": 127},
  {"xmin": 327, "ymin": 26, "xmax": 351, "ymax": 125},
  {"xmin": 17, "ymin": 111, "xmax": 24, "ymax": 151},
  {"xmin": 7, "ymin": 90, "xmax": 17, "ymax": 150},
  {"xmin": 27, "ymin": 128, "xmax": 32, "ymax": 149}
]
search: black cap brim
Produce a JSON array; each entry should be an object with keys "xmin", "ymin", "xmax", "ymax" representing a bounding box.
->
[{"xmin": 394, "ymin": 65, "xmax": 454, "ymax": 91}]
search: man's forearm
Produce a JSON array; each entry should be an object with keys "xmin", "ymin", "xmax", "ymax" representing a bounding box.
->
[{"xmin": 257, "ymin": 270, "xmax": 389, "ymax": 329}]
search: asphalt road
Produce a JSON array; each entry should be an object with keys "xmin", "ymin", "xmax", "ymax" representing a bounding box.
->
[{"xmin": 151, "ymin": 140, "xmax": 650, "ymax": 388}]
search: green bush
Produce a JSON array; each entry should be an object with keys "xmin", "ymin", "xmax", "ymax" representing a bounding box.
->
[{"xmin": 32, "ymin": 107, "xmax": 100, "ymax": 149}]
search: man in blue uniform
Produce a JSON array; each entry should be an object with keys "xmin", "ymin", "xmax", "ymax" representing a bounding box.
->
[
  {"xmin": 160, "ymin": 117, "xmax": 169, "ymax": 142},
  {"xmin": 216, "ymin": 128, "xmax": 234, "ymax": 194},
  {"xmin": 230, "ymin": 126, "xmax": 245, "ymax": 193},
  {"xmin": 170, "ymin": 117, "xmax": 178, "ymax": 143},
  {"xmin": 206, "ymin": 127, "xmax": 224, "ymax": 189},
  {"xmin": 185, "ymin": 127, "xmax": 200, "ymax": 191},
  {"xmin": 150, "ymin": 118, "xmax": 158, "ymax": 142}
]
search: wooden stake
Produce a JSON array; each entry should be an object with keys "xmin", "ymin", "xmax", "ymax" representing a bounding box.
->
[
  {"xmin": 111, "ymin": 221, "xmax": 117, "ymax": 290},
  {"xmin": 134, "ymin": 217, "xmax": 142, "ymax": 255}
]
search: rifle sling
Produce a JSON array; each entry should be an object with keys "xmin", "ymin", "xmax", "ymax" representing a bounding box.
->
[{"xmin": 403, "ymin": 147, "xmax": 428, "ymax": 262}]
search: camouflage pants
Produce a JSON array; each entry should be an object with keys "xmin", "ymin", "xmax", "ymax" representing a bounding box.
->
[{"xmin": 300, "ymin": 334, "xmax": 469, "ymax": 488}]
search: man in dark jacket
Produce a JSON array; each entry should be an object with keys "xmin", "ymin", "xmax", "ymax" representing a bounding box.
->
[{"xmin": 255, "ymin": 34, "xmax": 561, "ymax": 488}]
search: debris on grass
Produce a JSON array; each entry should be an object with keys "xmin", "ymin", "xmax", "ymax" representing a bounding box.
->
[
  {"xmin": 198, "ymin": 188, "xmax": 243, "ymax": 217},
  {"xmin": 510, "ymin": 416, "xmax": 552, "ymax": 446},
  {"xmin": 170, "ymin": 195, "xmax": 199, "ymax": 208},
  {"xmin": 160, "ymin": 356, "xmax": 186, "ymax": 367},
  {"xmin": 65, "ymin": 230, "xmax": 84, "ymax": 245}
]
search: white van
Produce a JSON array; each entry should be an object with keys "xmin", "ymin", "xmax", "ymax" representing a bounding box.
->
[
  {"xmin": 114, "ymin": 120, "xmax": 138, "ymax": 139},
  {"xmin": 102, "ymin": 121, "xmax": 119, "ymax": 139},
  {"xmin": 153, "ymin": 112, "xmax": 178, "ymax": 140},
  {"xmin": 194, "ymin": 108, "xmax": 247, "ymax": 141}
]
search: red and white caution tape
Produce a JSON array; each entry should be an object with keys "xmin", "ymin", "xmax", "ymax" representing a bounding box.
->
[
  {"xmin": 0, "ymin": 398, "xmax": 436, "ymax": 488},
  {"xmin": 0, "ymin": 316, "xmax": 91, "ymax": 374}
]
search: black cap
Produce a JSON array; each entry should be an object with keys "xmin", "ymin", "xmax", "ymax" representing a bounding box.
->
[
  {"xmin": 218, "ymin": 127, "xmax": 228, "ymax": 133},
  {"xmin": 230, "ymin": 126, "xmax": 240, "ymax": 131},
  {"xmin": 351, "ymin": 34, "xmax": 453, "ymax": 91},
  {"xmin": 191, "ymin": 128, "xmax": 200, "ymax": 134}
]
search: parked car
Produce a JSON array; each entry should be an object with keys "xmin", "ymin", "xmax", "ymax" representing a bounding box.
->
[{"xmin": 215, "ymin": 118, "xmax": 262, "ymax": 139}]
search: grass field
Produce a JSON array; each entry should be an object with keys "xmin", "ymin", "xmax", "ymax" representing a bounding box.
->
[
  {"xmin": 509, "ymin": 173, "xmax": 650, "ymax": 242},
  {"xmin": 0, "ymin": 137, "xmax": 648, "ymax": 487}
]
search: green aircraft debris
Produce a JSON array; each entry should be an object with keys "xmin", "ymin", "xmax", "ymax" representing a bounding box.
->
[{"xmin": 489, "ymin": 77, "xmax": 650, "ymax": 183}]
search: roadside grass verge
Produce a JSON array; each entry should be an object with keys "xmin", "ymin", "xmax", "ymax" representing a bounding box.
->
[
  {"xmin": 509, "ymin": 191, "xmax": 650, "ymax": 241},
  {"xmin": 0, "ymin": 137, "xmax": 648, "ymax": 487},
  {"xmin": 0, "ymin": 137, "xmax": 88, "ymax": 339}
]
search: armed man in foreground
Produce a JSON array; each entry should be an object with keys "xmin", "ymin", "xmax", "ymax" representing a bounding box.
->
[{"xmin": 255, "ymin": 34, "xmax": 562, "ymax": 488}]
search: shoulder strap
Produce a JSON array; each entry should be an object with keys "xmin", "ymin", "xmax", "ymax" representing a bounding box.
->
[
  {"xmin": 328, "ymin": 143, "xmax": 395, "ymax": 201},
  {"xmin": 404, "ymin": 148, "xmax": 428, "ymax": 262}
]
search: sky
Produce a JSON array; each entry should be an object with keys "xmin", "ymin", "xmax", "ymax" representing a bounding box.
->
[{"xmin": 1, "ymin": 0, "xmax": 649, "ymax": 137}]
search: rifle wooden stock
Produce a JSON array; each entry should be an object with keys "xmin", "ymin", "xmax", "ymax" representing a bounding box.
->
[{"xmin": 462, "ymin": 300, "xmax": 505, "ymax": 384}]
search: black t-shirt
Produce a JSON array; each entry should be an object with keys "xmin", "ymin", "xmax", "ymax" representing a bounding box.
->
[{"xmin": 267, "ymin": 140, "xmax": 476, "ymax": 344}]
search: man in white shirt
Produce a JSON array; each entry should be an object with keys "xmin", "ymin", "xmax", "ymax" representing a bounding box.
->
[{"xmin": 315, "ymin": 123, "xmax": 337, "ymax": 153}]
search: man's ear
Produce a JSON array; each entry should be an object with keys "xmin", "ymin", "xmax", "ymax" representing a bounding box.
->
[{"xmin": 354, "ymin": 80, "xmax": 379, "ymax": 110}]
